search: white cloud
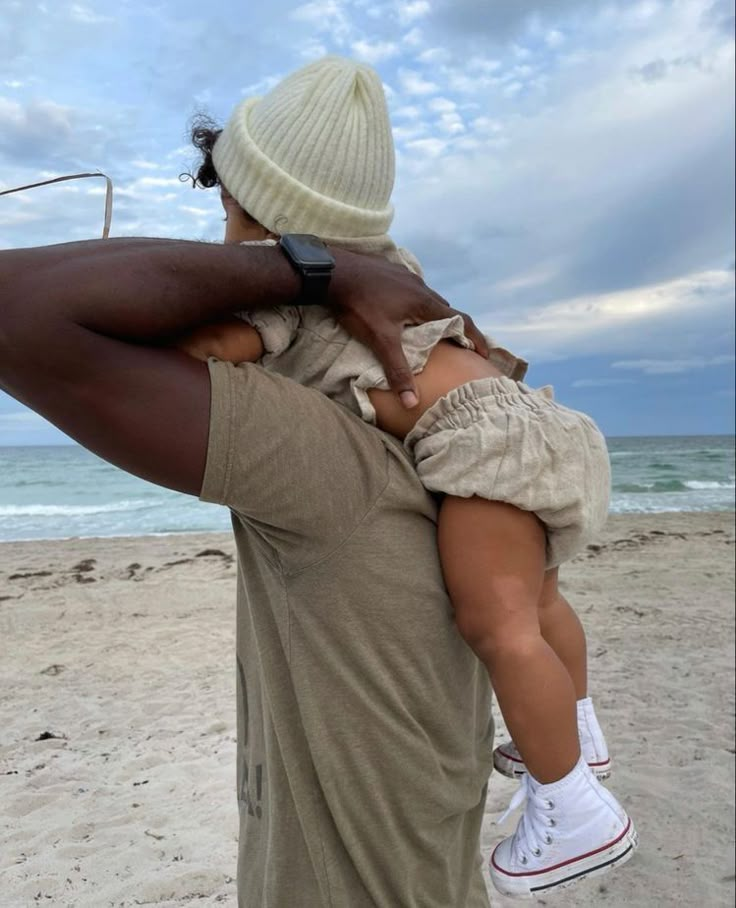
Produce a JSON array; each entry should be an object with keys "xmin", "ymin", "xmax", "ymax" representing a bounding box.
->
[
  {"xmin": 178, "ymin": 205, "xmax": 212, "ymax": 217},
  {"xmin": 0, "ymin": 96, "xmax": 73, "ymax": 139},
  {"xmin": 291, "ymin": 0, "xmax": 352, "ymax": 42},
  {"xmin": 291, "ymin": 0, "xmax": 340, "ymax": 23},
  {"xmin": 572, "ymin": 378, "xmax": 637, "ymax": 388},
  {"xmin": 299, "ymin": 41, "xmax": 329, "ymax": 61},
  {"xmin": 402, "ymin": 27, "xmax": 424, "ymax": 47},
  {"xmin": 397, "ymin": 1, "xmax": 430, "ymax": 25},
  {"xmin": 393, "ymin": 104, "xmax": 422, "ymax": 119},
  {"xmin": 437, "ymin": 112, "xmax": 465, "ymax": 134},
  {"xmin": 492, "ymin": 265, "xmax": 560, "ymax": 294},
  {"xmin": 472, "ymin": 116, "xmax": 504, "ymax": 133},
  {"xmin": 398, "ymin": 68, "xmax": 439, "ymax": 95},
  {"xmin": 392, "ymin": 122, "xmax": 428, "ymax": 143},
  {"xmin": 133, "ymin": 177, "xmax": 182, "ymax": 189},
  {"xmin": 417, "ymin": 47, "xmax": 450, "ymax": 65},
  {"xmin": 442, "ymin": 65, "xmax": 498, "ymax": 94},
  {"xmin": 68, "ymin": 3, "xmax": 113, "ymax": 25},
  {"xmin": 0, "ymin": 201, "xmax": 44, "ymax": 228},
  {"xmin": 612, "ymin": 355, "xmax": 736, "ymax": 375},
  {"xmin": 352, "ymin": 39, "xmax": 400, "ymax": 64},
  {"xmin": 428, "ymin": 97, "xmax": 457, "ymax": 113},
  {"xmin": 240, "ymin": 75, "xmax": 283, "ymax": 97},
  {"xmin": 502, "ymin": 80, "xmax": 524, "ymax": 97},
  {"xmin": 478, "ymin": 269, "xmax": 735, "ymax": 360},
  {"xmin": 406, "ymin": 137, "xmax": 447, "ymax": 157},
  {"xmin": 467, "ymin": 57, "xmax": 503, "ymax": 75}
]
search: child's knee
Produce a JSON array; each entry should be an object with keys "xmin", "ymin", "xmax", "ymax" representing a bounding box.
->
[{"xmin": 454, "ymin": 600, "xmax": 540, "ymax": 662}]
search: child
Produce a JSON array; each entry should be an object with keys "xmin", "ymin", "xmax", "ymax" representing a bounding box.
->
[{"xmin": 179, "ymin": 56, "xmax": 638, "ymax": 899}]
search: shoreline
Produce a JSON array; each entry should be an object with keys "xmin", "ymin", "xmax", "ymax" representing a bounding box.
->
[
  {"xmin": 1, "ymin": 512, "xmax": 734, "ymax": 906},
  {"xmin": 1, "ymin": 509, "xmax": 734, "ymax": 548}
]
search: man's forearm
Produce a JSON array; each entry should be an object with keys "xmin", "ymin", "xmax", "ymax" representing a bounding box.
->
[
  {"xmin": 0, "ymin": 238, "xmax": 303, "ymax": 342},
  {"xmin": 0, "ymin": 234, "xmax": 485, "ymax": 410}
]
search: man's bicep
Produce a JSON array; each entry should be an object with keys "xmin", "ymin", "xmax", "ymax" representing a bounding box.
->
[{"xmin": 4, "ymin": 326, "xmax": 212, "ymax": 496}]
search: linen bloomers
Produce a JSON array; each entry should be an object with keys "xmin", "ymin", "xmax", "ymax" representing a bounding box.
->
[{"xmin": 240, "ymin": 305, "xmax": 610, "ymax": 568}]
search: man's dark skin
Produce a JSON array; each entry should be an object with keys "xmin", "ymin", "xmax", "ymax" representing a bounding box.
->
[{"xmin": 0, "ymin": 238, "xmax": 487, "ymax": 488}]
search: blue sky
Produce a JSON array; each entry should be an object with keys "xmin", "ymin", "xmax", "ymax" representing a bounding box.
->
[{"xmin": 0, "ymin": 0, "xmax": 734, "ymax": 444}]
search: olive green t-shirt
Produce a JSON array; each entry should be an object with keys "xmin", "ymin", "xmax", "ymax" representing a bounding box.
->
[{"xmin": 200, "ymin": 360, "xmax": 494, "ymax": 908}]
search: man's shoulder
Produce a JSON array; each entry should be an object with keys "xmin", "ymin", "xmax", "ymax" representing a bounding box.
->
[
  {"xmin": 204, "ymin": 359, "xmax": 431, "ymax": 569},
  {"xmin": 201, "ymin": 361, "xmax": 432, "ymax": 570}
]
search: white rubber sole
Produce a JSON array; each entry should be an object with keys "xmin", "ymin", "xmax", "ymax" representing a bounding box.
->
[
  {"xmin": 489, "ymin": 816, "xmax": 639, "ymax": 900},
  {"xmin": 493, "ymin": 745, "xmax": 612, "ymax": 782}
]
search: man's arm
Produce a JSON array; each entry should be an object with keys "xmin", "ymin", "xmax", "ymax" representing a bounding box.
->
[
  {"xmin": 0, "ymin": 238, "xmax": 487, "ymax": 496},
  {"xmin": 0, "ymin": 240, "xmax": 302, "ymax": 495}
]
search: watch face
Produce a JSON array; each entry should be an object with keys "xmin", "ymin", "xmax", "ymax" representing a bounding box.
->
[{"xmin": 282, "ymin": 234, "xmax": 335, "ymax": 268}]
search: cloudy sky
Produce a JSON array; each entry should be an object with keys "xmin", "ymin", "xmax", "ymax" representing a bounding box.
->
[{"xmin": 0, "ymin": 0, "xmax": 734, "ymax": 444}]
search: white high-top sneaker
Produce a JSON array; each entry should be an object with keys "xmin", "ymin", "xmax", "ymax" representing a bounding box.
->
[
  {"xmin": 494, "ymin": 697, "xmax": 612, "ymax": 780},
  {"xmin": 489, "ymin": 757, "xmax": 638, "ymax": 899}
]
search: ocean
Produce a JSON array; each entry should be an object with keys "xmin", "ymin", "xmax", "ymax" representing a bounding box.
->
[{"xmin": 0, "ymin": 436, "xmax": 733, "ymax": 543}]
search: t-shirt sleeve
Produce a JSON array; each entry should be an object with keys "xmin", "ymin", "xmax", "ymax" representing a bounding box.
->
[{"xmin": 200, "ymin": 358, "xmax": 389, "ymax": 570}]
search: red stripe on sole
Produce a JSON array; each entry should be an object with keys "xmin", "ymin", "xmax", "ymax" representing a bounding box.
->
[{"xmin": 491, "ymin": 817, "xmax": 633, "ymax": 878}]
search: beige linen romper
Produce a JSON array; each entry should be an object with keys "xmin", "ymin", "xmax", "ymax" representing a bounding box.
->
[{"xmin": 240, "ymin": 301, "xmax": 611, "ymax": 568}]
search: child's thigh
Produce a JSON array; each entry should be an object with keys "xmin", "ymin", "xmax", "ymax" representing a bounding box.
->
[{"xmin": 438, "ymin": 496, "xmax": 547, "ymax": 644}]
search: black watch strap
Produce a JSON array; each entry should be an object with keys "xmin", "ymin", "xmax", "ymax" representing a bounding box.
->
[{"xmin": 279, "ymin": 234, "xmax": 335, "ymax": 306}]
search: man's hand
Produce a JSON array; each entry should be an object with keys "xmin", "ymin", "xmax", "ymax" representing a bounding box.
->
[{"xmin": 328, "ymin": 249, "xmax": 489, "ymax": 409}]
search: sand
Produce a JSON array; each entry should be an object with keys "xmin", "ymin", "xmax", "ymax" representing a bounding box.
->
[{"xmin": 1, "ymin": 513, "xmax": 734, "ymax": 907}]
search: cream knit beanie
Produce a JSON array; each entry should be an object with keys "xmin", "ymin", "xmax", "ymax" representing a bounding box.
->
[
  {"xmin": 213, "ymin": 56, "xmax": 396, "ymax": 239},
  {"xmin": 213, "ymin": 56, "xmax": 421, "ymax": 275}
]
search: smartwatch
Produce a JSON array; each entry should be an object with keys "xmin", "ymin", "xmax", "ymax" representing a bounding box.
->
[{"xmin": 279, "ymin": 234, "xmax": 336, "ymax": 306}]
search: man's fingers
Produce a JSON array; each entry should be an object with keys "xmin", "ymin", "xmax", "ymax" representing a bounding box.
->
[
  {"xmin": 449, "ymin": 309, "xmax": 489, "ymax": 358},
  {"xmin": 369, "ymin": 325, "xmax": 419, "ymax": 409},
  {"xmin": 418, "ymin": 296, "xmax": 487, "ymax": 356},
  {"xmin": 427, "ymin": 286, "xmax": 451, "ymax": 309}
]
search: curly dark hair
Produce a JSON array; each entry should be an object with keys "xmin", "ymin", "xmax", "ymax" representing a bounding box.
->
[{"xmin": 180, "ymin": 114, "xmax": 223, "ymax": 190}]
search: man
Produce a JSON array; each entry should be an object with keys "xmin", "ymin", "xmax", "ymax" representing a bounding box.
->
[{"xmin": 0, "ymin": 237, "xmax": 495, "ymax": 906}]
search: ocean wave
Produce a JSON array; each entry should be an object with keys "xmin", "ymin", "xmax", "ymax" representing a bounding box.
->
[
  {"xmin": 683, "ymin": 480, "xmax": 736, "ymax": 490},
  {"xmin": 611, "ymin": 448, "xmax": 730, "ymax": 458},
  {"xmin": 609, "ymin": 501, "xmax": 734, "ymax": 514},
  {"xmin": 614, "ymin": 480, "xmax": 735, "ymax": 493},
  {"xmin": 0, "ymin": 500, "xmax": 155, "ymax": 518},
  {"xmin": 615, "ymin": 481, "xmax": 687, "ymax": 493}
]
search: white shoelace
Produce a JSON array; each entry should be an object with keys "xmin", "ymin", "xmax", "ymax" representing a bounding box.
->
[
  {"xmin": 497, "ymin": 775, "xmax": 530, "ymax": 826},
  {"xmin": 497, "ymin": 776, "xmax": 557, "ymax": 866}
]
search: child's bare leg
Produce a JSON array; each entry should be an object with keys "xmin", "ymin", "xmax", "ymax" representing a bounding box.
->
[
  {"xmin": 539, "ymin": 570, "xmax": 588, "ymax": 700},
  {"xmin": 438, "ymin": 495, "xmax": 579, "ymax": 784}
]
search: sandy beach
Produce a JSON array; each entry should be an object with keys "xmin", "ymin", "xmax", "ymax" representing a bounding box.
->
[{"xmin": 1, "ymin": 512, "xmax": 734, "ymax": 907}]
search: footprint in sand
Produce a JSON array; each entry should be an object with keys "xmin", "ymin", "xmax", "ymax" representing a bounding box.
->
[
  {"xmin": 196, "ymin": 548, "xmax": 234, "ymax": 564},
  {"xmin": 8, "ymin": 571, "xmax": 53, "ymax": 581}
]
